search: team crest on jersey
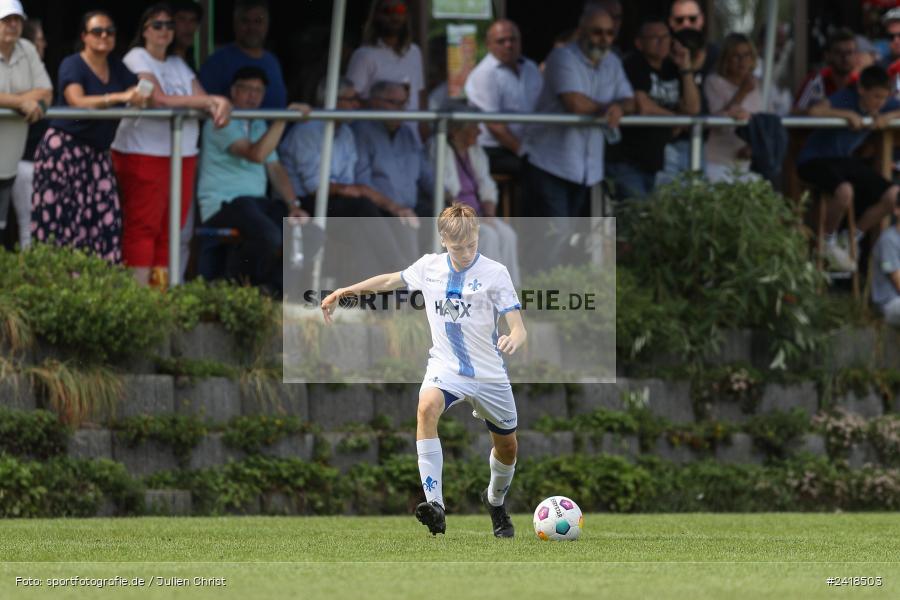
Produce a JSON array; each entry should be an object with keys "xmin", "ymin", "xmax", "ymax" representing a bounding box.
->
[
  {"xmin": 435, "ymin": 298, "xmax": 472, "ymax": 321},
  {"xmin": 468, "ymin": 279, "xmax": 482, "ymax": 291}
]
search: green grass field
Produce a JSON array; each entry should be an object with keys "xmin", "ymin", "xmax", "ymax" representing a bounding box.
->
[{"xmin": 1, "ymin": 513, "xmax": 898, "ymax": 599}]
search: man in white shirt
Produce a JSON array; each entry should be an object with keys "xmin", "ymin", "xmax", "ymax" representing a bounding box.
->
[
  {"xmin": 0, "ymin": 0, "xmax": 51, "ymax": 237},
  {"xmin": 464, "ymin": 19, "xmax": 542, "ymax": 178}
]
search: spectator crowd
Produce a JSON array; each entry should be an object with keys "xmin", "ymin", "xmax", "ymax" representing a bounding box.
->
[{"xmin": 4, "ymin": 0, "xmax": 900, "ymax": 321}]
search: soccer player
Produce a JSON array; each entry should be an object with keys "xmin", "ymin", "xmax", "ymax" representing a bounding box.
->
[{"xmin": 320, "ymin": 204, "xmax": 526, "ymax": 537}]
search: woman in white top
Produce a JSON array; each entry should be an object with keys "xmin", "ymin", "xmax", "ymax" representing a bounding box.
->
[
  {"xmin": 703, "ymin": 33, "xmax": 764, "ymax": 183},
  {"xmin": 439, "ymin": 102, "xmax": 520, "ymax": 286},
  {"xmin": 111, "ymin": 3, "xmax": 231, "ymax": 286}
]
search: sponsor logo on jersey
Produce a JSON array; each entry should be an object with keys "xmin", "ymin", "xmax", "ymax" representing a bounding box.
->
[{"xmin": 435, "ymin": 298, "xmax": 472, "ymax": 321}]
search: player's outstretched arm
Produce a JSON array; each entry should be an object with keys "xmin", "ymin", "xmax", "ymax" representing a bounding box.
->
[
  {"xmin": 497, "ymin": 310, "xmax": 527, "ymax": 355},
  {"xmin": 320, "ymin": 272, "xmax": 405, "ymax": 324}
]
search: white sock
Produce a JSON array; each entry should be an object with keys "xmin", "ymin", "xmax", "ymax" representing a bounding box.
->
[
  {"xmin": 416, "ymin": 438, "xmax": 444, "ymax": 508},
  {"xmin": 487, "ymin": 450, "xmax": 516, "ymax": 507}
]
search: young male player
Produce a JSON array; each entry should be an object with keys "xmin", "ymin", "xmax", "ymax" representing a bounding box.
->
[{"xmin": 321, "ymin": 204, "xmax": 526, "ymax": 537}]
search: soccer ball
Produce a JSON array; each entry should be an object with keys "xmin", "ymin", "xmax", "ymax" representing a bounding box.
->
[{"xmin": 532, "ymin": 496, "xmax": 583, "ymax": 541}]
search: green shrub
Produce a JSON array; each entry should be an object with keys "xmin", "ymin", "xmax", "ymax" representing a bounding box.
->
[
  {"xmin": 0, "ymin": 455, "xmax": 140, "ymax": 517},
  {"xmin": 744, "ymin": 408, "xmax": 810, "ymax": 459},
  {"xmin": 116, "ymin": 415, "xmax": 207, "ymax": 464},
  {"xmin": 619, "ymin": 177, "xmax": 829, "ymax": 368},
  {"xmin": 0, "ymin": 245, "xmax": 172, "ymax": 362},
  {"xmin": 168, "ymin": 279, "xmax": 278, "ymax": 354},
  {"xmin": 0, "ymin": 407, "xmax": 70, "ymax": 458},
  {"xmin": 222, "ymin": 415, "xmax": 307, "ymax": 454}
]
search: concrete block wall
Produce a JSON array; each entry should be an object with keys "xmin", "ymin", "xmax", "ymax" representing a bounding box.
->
[{"xmin": 3, "ymin": 323, "xmax": 900, "ymax": 516}]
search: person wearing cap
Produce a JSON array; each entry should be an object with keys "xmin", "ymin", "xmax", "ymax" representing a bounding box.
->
[
  {"xmin": 171, "ymin": 0, "xmax": 203, "ymax": 72},
  {"xmin": 0, "ymin": 0, "xmax": 51, "ymax": 242},
  {"xmin": 880, "ymin": 8, "xmax": 900, "ymax": 70}
]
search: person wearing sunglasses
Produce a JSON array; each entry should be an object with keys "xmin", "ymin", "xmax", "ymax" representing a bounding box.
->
[
  {"xmin": 668, "ymin": 0, "xmax": 717, "ymax": 78},
  {"xmin": 111, "ymin": 3, "xmax": 231, "ymax": 287},
  {"xmin": 0, "ymin": 0, "xmax": 51, "ymax": 248},
  {"xmin": 523, "ymin": 5, "xmax": 634, "ymax": 269},
  {"xmin": 348, "ymin": 0, "xmax": 425, "ymax": 116},
  {"xmin": 30, "ymin": 10, "xmax": 143, "ymax": 264},
  {"xmin": 794, "ymin": 28, "xmax": 858, "ymax": 115},
  {"xmin": 199, "ymin": 0, "xmax": 286, "ymax": 110},
  {"xmin": 880, "ymin": 8, "xmax": 900, "ymax": 70}
]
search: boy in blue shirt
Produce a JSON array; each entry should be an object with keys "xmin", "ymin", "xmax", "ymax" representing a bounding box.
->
[{"xmin": 797, "ymin": 65, "xmax": 900, "ymax": 272}]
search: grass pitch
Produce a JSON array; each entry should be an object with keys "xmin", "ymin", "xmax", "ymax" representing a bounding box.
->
[{"xmin": 1, "ymin": 513, "xmax": 898, "ymax": 599}]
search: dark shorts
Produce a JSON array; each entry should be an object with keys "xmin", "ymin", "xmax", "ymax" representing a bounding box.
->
[{"xmin": 797, "ymin": 157, "xmax": 892, "ymax": 218}]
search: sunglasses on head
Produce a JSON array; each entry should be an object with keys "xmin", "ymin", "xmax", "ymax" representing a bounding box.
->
[
  {"xmin": 674, "ymin": 14, "xmax": 700, "ymax": 25},
  {"xmin": 87, "ymin": 26, "xmax": 116, "ymax": 37},
  {"xmin": 381, "ymin": 3, "xmax": 407, "ymax": 16},
  {"xmin": 148, "ymin": 19, "xmax": 175, "ymax": 31}
]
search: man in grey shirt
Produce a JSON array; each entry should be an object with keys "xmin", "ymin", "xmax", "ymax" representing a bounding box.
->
[{"xmin": 872, "ymin": 207, "xmax": 900, "ymax": 325}]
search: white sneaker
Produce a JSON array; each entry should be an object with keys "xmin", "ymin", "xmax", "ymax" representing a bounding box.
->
[{"xmin": 824, "ymin": 241, "xmax": 857, "ymax": 272}]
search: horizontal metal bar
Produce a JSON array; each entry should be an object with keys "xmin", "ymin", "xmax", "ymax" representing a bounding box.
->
[{"xmin": 0, "ymin": 108, "xmax": 889, "ymax": 129}]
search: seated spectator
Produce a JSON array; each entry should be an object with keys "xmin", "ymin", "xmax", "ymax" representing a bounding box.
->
[
  {"xmin": 352, "ymin": 80, "xmax": 428, "ymax": 262},
  {"xmin": 704, "ymin": 33, "xmax": 763, "ymax": 183},
  {"xmin": 111, "ymin": 3, "xmax": 231, "ymax": 287},
  {"xmin": 794, "ymin": 28, "xmax": 857, "ymax": 115},
  {"xmin": 347, "ymin": 0, "xmax": 424, "ymax": 112},
  {"xmin": 441, "ymin": 102, "xmax": 520, "ymax": 286},
  {"xmin": 606, "ymin": 16, "xmax": 700, "ymax": 199},
  {"xmin": 0, "ymin": 0, "xmax": 51, "ymax": 245},
  {"xmin": 871, "ymin": 202, "xmax": 900, "ymax": 325},
  {"xmin": 31, "ymin": 10, "xmax": 142, "ymax": 263},
  {"xmin": 199, "ymin": 0, "xmax": 286, "ymax": 109},
  {"xmin": 195, "ymin": 67, "xmax": 313, "ymax": 293},
  {"xmin": 464, "ymin": 19, "xmax": 542, "ymax": 179},
  {"xmin": 9, "ymin": 17, "xmax": 49, "ymax": 250},
  {"xmin": 279, "ymin": 78, "xmax": 413, "ymax": 277},
  {"xmin": 797, "ymin": 66, "xmax": 900, "ymax": 272}
]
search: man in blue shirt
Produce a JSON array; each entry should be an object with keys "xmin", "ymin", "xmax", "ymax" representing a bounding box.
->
[
  {"xmin": 797, "ymin": 65, "xmax": 900, "ymax": 272},
  {"xmin": 196, "ymin": 67, "xmax": 313, "ymax": 293},
  {"xmin": 199, "ymin": 0, "xmax": 286, "ymax": 109},
  {"xmin": 523, "ymin": 5, "xmax": 634, "ymax": 269},
  {"xmin": 279, "ymin": 78, "xmax": 416, "ymax": 277}
]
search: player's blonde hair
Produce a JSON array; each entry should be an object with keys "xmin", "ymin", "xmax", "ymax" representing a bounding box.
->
[{"xmin": 438, "ymin": 203, "xmax": 479, "ymax": 243}]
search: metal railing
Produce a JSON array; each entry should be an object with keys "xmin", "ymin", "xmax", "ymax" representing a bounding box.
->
[{"xmin": 1, "ymin": 107, "xmax": 895, "ymax": 285}]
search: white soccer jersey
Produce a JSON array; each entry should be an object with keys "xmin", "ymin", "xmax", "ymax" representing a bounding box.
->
[{"xmin": 402, "ymin": 253, "xmax": 521, "ymax": 383}]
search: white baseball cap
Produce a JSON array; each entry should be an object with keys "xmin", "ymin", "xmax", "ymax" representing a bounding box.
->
[
  {"xmin": 884, "ymin": 7, "xmax": 900, "ymax": 25},
  {"xmin": 0, "ymin": 0, "xmax": 26, "ymax": 21}
]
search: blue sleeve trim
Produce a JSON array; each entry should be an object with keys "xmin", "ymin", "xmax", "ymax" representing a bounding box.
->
[{"xmin": 499, "ymin": 304, "xmax": 521, "ymax": 315}]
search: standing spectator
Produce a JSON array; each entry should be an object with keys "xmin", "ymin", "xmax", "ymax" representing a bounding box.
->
[
  {"xmin": 0, "ymin": 0, "xmax": 51, "ymax": 244},
  {"xmin": 440, "ymin": 101, "xmax": 520, "ymax": 286},
  {"xmin": 794, "ymin": 29, "xmax": 857, "ymax": 115},
  {"xmin": 279, "ymin": 78, "xmax": 412, "ymax": 277},
  {"xmin": 9, "ymin": 17, "xmax": 48, "ymax": 249},
  {"xmin": 524, "ymin": 6, "xmax": 633, "ymax": 267},
  {"xmin": 880, "ymin": 8, "xmax": 900, "ymax": 70},
  {"xmin": 871, "ymin": 201, "xmax": 900, "ymax": 325},
  {"xmin": 585, "ymin": 0, "xmax": 623, "ymax": 54},
  {"xmin": 111, "ymin": 3, "xmax": 231, "ymax": 286},
  {"xmin": 704, "ymin": 33, "xmax": 763, "ymax": 183},
  {"xmin": 31, "ymin": 11, "xmax": 143, "ymax": 263},
  {"xmin": 195, "ymin": 66, "xmax": 313, "ymax": 292},
  {"xmin": 525, "ymin": 6, "xmax": 634, "ymax": 217},
  {"xmin": 347, "ymin": 0, "xmax": 425, "ymax": 112},
  {"xmin": 171, "ymin": 0, "xmax": 203, "ymax": 72},
  {"xmin": 606, "ymin": 16, "xmax": 700, "ymax": 199},
  {"xmin": 464, "ymin": 19, "xmax": 542, "ymax": 180},
  {"xmin": 352, "ymin": 80, "xmax": 427, "ymax": 262},
  {"xmin": 797, "ymin": 66, "xmax": 900, "ymax": 272},
  {"xmin": 199, "ymin": 0, "xmax": 286, "ymax": 109}
]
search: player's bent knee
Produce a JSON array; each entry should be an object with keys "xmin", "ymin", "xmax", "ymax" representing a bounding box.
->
[
  {"xmin": 492, "ymin": 433, "xmax": 518, "ymax": 462},
  {"xmin": 417, "ymin": 390, "xmax": 444, "ymax": 426}
]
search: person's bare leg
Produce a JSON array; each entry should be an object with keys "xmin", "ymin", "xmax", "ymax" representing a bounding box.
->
[
  {"xmin": 858, "ymin": 185, "xmax": 899, "ymax": 234},
  {"xmin": 824, "ymin": 182, "xmax": 853, "ymax": 235},
  {"xmin": 132, "ymin": 267, "xmax": 151, "ymax": 286}
]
